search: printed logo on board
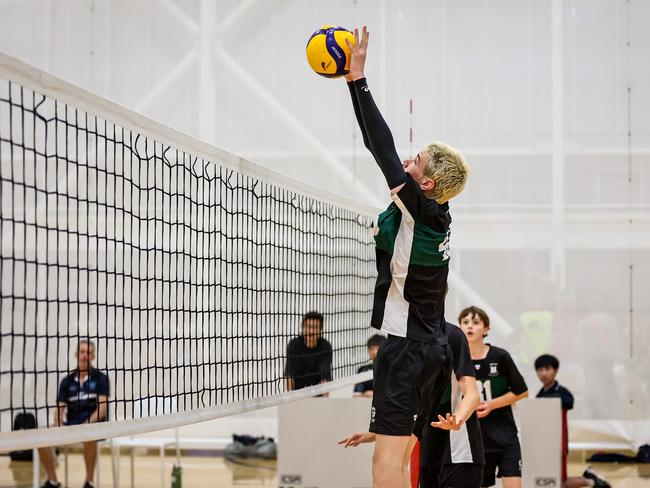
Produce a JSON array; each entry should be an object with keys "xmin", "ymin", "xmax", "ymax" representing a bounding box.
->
[
  {"xmin": 535, "ymin": 477, "xmax": 557, "ymax": 487},
  {"xmin": 280, "ymin": 474, "xmax": 302, "ymax": 485}
]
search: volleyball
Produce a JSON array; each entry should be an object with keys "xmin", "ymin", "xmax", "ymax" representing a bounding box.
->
[{"xmin": 306, "ymin": 26, "xmax": 355, "ymax": 78}]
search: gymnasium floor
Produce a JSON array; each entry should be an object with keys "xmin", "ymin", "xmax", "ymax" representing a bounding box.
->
[{"xmin": 1, "ymin": 451, "xmax": 648, "ymax": 488}]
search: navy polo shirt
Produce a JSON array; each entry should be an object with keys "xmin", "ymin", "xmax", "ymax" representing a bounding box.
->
[{"xmin": 57, "ymin": 369, "xmax": 110, "ymax": 425}]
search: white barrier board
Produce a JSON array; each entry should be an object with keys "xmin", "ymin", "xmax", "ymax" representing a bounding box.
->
[
  {"xmin": 278, "ymin": 398, "xmax": 373, "ymax": 488},
  {"xmin": 520, "ymin": 398, "xmax": 562, "ymax": 488}
]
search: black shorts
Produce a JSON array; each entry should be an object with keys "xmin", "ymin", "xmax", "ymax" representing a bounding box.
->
[
  {"xmin": 369, "ymin": 335, "xmax": 449, "ymax": 436},
  {"xmin": 420, "ymin": 463, "xmax": 483, "ymax": 488},
  {"xmin": 481, "ymin": 444, "xmax": 522, "ymax": 487}
]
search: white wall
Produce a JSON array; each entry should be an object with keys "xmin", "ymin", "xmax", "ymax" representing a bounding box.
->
[{"xmin": 0, "ymin": 0, "xmax": 649, "ymax": 437}]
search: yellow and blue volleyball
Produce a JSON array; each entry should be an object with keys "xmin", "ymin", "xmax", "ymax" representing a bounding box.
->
[{"xmin": 306, "ymin": 26, "xmax": 355, "ymax": 78}]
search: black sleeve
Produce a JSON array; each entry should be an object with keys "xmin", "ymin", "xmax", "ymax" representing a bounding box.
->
[
  {"xmin": 502, "ymin": 350, "xmax": 528, "ymax": 395},
  {"xmin": 320, "ymin": 341, "xmax": 333, "ymax": 382},
  {"xmin": 57, "ymin": 377, "xmax": 68, "ymax": 404},
  {"xmin": 349, "ymin": 78, "xmax": 406, "ymax": 189},
  {"xmin": 98, "ymin": 373, "xmax": 110, "ymax": 396},
  {"xmin": 347, "ymin": 81, "xmax": 371, "ymax": 149},
  {"xmin": 559, "ymin": 386, "xmax": 574, "ymax": 410},
  {"xmin": 448, "ymin": 325, "xmax": 475, "ymax": 379},
  {"xmin": 284, "ymin": 340, "xmax": 296, "ymax": 377}
]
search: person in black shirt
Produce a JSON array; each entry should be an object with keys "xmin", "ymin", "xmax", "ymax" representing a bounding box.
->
[
  {"xmin": 342, "ymin": 26, "xmax": 469, "ymax": 487},
  {"xmin": 38, "ymin": 340, "xmax": 109, "ymax": 488},
  {"xmin": 535, "ymin": 355, "xmax": 611, "ymax": 488},
  {"xmin": 417, "ymin": 323, "xmax": 484, "ymax": 488},
  {"xmin": 354, "ymin": 334, "xmax": 386, "ymax": 397},
  {"xmin": 284, "ymin": 312, "xmax": 332, "ymax": 392},
  {"xmin": 459, "ymin": 306, "xmax": 528, "ymax": 488}
]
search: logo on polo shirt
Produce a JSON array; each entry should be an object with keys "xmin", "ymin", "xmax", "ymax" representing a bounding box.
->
[{"xmin": 489, "ymin": 363, "xmax": 498, "ymax": 377}]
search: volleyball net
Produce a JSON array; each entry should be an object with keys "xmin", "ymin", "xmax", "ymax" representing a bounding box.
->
[{"xmin": 0, "ymin": 52, "xmax": 378, "ymax": 450}]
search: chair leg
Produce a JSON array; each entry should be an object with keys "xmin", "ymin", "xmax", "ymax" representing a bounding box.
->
[
  {"xmin": 130, "ymin": 447, "xmax": 135, "ymax": 488},
  {"xmin": 160, "ymin": 445, "xmax": 165, "ymax": 488},
  {"xmin": 65, "ymin": 447, "xmax": 69, "ymax": 488},
  {"xmin": 110, "ymin": 441, "xmax": 119, "ymax": 488},
  {"xmin": 96, "ymin": 442, "xmax": 100, "ymax": 488},
  {"xmin": 32, "ymin": 448, "xmax": 40, "ymax": 488}
]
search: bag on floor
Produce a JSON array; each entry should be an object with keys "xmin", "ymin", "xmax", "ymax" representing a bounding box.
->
[
  {"xmin": 637, "ymin": 444, "xmax": 650, "ymax": 463},
  {"xmin": 9, "ymin": 412, "xmax": 37, "ymax": 461}
]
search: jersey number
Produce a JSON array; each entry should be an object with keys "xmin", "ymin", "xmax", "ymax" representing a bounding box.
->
[
  {"xmin": 438, "ymin": 232, "xmax": 450, "ymax": 261},
  {"xmin": 477, "ymin": 380, "xmax": 493, "ymax": 402}
]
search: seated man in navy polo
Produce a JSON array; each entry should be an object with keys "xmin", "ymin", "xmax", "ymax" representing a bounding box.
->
[{"xmin": 39, "ymin": 340, "xmax": 109, "ymax": 488}]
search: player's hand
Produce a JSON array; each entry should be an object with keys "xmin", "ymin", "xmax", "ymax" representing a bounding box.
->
[
  {"xmin": 338, "ymin": 431, "xmax": 374, "ymax": 447},
  {"xmin": 476, "ymin": 400, "xmax": 493, "ymax": 418},
  {"xmin": 432, "ymin": 413, "xmax": 465, "ymax": 431},
  {"xmin": 344, "ymin": 26, "xmax": 369, "ymax": 82}
]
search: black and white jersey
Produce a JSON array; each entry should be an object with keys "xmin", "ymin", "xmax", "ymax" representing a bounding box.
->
[
  {"xmin": 347, "ymin": 78, "xmax": 452, "ymax": 346},
  {"xmin": 420, "ymin": 324, "xmax": 485, "ymax": 466},
  {"xmin": 372, "ymin": 178, "xmax": 452, "ymax": 345},
  {"xmin": 473, "ymin": 346, "xmax": 527, "ymax": 452}
]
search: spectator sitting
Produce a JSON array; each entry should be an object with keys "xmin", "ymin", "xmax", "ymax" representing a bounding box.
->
[
  {"xmin": 535, "ymin": 354, "xmax": 610, "ymax": 488},
  {"xmin": 39, "ymin": 340, "xmax": 109, "ymax": 488},
  {"xmin": 284, "ymin": 312, "xmax": 332, "ymax": 393},
  {"xmin": 353, "ymin": 334, "xmax": 386, "ymax": 397}
]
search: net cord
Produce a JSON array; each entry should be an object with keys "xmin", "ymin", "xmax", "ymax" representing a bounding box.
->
[{"xmin": 0, "ymin": 370, "xmax": 373, "ymax": 452}]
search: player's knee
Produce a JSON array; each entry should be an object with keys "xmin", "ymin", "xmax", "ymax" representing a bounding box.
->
[{"xmin": 372, "ymin": 451, "xmax": 402, "ymax": 471}]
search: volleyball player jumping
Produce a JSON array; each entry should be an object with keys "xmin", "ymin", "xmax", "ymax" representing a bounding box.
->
[{"xmin": 342, "ymin": 26, "xmax": 468, "ymax": 487}]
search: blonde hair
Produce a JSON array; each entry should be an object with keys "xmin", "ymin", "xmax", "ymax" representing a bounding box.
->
[{"xmin": 422, "ymin": 142, "xmax": 468, "ymax": 203}]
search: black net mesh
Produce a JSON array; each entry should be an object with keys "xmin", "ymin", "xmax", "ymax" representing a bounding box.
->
[{"xmin": 0, "ymin": 79, "xmax": 376, "ymax": 432}]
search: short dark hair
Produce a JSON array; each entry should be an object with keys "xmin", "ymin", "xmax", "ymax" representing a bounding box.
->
[
  {"xmin": 77, "ymin": 340, "xmax": 95, "ymax": 352},
  {"xmin": 301, "ymin": 311, "xmax": 324, "ymax": 329},
  {"xmin": 458, "ymin": 306, "xmax": 490, "ymax": 328},
  {"xmin": 535, "ymin": 354, "xmax": 559, "ymax": 370},
  {"xmin": 367, "ymin": 334, "xmax": 386, "ymax": 348}
]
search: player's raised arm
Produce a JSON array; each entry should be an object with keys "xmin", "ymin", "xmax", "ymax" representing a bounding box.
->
[{"xmin": 344, "ymin": 27, "xmax": 406, "ymax": 192}]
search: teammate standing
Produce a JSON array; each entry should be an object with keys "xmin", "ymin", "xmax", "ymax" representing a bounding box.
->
[
  {"xmin": 417, "ymin": 323, "xmax": 484, "ymax": 488},
  {"xmin": 459, "ymin": 306, "xmax": 528, "ymax": 488}
]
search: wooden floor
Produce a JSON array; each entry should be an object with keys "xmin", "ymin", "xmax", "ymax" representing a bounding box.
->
[{"xmin": 2, "ymin": 452, "xmax": 649, "ymax": 487}]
